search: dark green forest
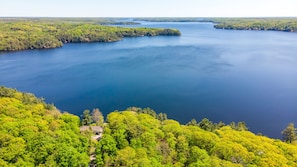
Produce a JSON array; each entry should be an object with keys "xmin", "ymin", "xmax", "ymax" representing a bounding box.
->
[
  {"xmin": 0, "ymin": 18, "xmax": 180, "ymax": 51},
  {"xmin": 1, "ymin": 86, "xmax": 297, "ymax": 166}
]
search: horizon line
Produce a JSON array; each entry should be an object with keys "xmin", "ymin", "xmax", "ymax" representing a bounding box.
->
[{"xmin": 1, "ymin": 16, "xmax": 297, "ymax": 18}]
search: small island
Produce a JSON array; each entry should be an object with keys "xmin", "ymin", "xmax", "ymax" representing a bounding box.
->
[{"xmin": 0, "ymin": 18, "xmax": 181, "ymax": 52}]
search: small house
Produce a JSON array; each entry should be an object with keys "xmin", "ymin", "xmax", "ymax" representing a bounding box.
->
[{"xmin": 80, "ymin": 126, "xmax": 103, "ymax": 140}]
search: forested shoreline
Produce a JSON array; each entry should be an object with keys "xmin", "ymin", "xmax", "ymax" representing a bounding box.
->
[
  {"xmin": 211, "ymin": 18, "xmax": 297, "ymax": 32},
  {"xmin": 1, "ymin": 86, "xmax": 297, "ymax": 166},
  {"xmin": 133, "ymin": 17, "xmax": 297, "ymax": 32},
  {"xmin": 2, "ymin": 17, "xmax": 297, "ymax": 52},
  {"xmin": 0, "ymin": 18, "xmax": 180, "ymax": 52}
]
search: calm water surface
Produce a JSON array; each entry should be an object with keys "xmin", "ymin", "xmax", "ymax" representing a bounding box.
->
[{"xmin": 1, "ymin": 22, "xmax": 297, "ymax": 138}]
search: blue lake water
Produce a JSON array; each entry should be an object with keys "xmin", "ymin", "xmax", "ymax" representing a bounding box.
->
[{"xmin": 1, "ymin": 22, "xmax": 297, "ymax": 138}]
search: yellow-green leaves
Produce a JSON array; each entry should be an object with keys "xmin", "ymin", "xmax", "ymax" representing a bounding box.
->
[
  {"xmin": 0, "ymin": 87, "xmax": 89, "ymax": 166},
  {"xmin": 97, "ymin": 110, "xmax": 297, "ymax": 166}
]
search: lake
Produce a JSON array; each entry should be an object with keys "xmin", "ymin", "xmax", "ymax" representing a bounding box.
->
[{"xmin": 1, "ymin": 22, "xmax": 297, "ymax": 138}]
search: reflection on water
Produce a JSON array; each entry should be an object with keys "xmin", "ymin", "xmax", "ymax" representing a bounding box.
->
[{"xmin": 1, "ymin": 22, "xmax": 297, "ymax": 138}]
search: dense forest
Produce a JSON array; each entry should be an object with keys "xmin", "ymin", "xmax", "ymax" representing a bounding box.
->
[
  {"xmin": 0, "ymin": 18, "xmax": 180, "ymax": 52},
  {"xmin": 0, "ymin": 86, "xmax": 90, "ymax": 166},
  {"xmin": 133, "ymin": 17, "xmax": 297, "ymax": 32},
  {"xmin": 212, "ymin": 18, "xmax": 297, "ymax": 32},
  {"xmin": 1, "ymin": 86, "xmax": 297, "ymax": 166},
  {"xmin": 95, "ymin": 110, "xmax": 297, "ymax": 166},
  {"xmin": 2, "ymin": 17, "xmax": 297, "ymax": 52}
]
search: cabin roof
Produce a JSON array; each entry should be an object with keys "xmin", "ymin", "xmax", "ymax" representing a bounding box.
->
[{"xmin": 80, "ymin": 126, "xmax": 103, "ymax": 133}]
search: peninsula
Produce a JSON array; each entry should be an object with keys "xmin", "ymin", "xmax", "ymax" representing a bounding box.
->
[{"xmin": 0, "ymin": 18, "xmax": 181, "ymax": 52}]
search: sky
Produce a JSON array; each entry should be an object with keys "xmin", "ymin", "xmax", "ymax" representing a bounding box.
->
[{"xmin": 1, "ymin": 0, "xmax": 297, "ymax": 17}]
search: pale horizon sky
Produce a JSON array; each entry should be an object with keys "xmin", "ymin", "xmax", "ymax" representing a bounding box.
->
[{"xmin": 1, "ymin": 0, "xmax": 297, "ymax": 18}]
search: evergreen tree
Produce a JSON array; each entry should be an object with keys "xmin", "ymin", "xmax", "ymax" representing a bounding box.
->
[
  {"xmin": 198, "ymin": 118, "xmax": 214, "ymax": 131},
  {"xmin": 157, "ymin": 113, "xmax": 168, "ymax": 121},
  {"xmin": 236, "ymin": 121, "xmax": 248, "ymax": 131},
  {"xmin": 81, "ymin": 110, "xmax": 92, "ymax": 125},
  {"xmin": 229, "ymin": 121, "xmax": 236, "ymax": 129},
  {"xmin": 187, "ymin": 119, "xmax": 198, "ymax": 126}
]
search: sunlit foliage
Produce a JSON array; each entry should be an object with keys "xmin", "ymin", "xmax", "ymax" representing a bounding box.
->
[
  {"xmin": 0, "ymin": 19, "xmax": 181, "ymax": 51},
  {"xmin": 1, "ymin": 86, "xmax": 297, "ymax": 166},
  {"xmin": 0, "ymin": 86, "xmax": 89, "ymax": 166},
  {"xmin": 96, "ymin": 110, "xmax": 297, "ymax": 166}
]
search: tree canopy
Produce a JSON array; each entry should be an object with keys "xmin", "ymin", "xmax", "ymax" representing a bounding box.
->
[
  {"xmin": 0, "ymin": 86, "xmax": 89, "ymax": 166},
  {"xmin": 1, "ymin": 86, "xmax": 297, "ymax": 166},
  {"xmin": 96, "ymin": 110, "xmax": 297, "ymax": 167},
  {"xmin": 282, "ymin": 123, "xmax": 297, "ymax": 143}
]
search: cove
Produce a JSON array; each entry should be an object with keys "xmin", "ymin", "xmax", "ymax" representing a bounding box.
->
[{"xmin": 0, "ymin": 22, "xmax": 297, "ymax": 138}]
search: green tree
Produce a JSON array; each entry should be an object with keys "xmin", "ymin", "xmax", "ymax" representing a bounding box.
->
[
  {"xmin": 115, "ymin": 146, "xmax": 136, "ymax": 166},
  {"xmin": 157, "ymin": 113, "xmax": 168, "ymax": 121},
  {"xmin": 236, "ymin": 122, "xmax": 248, "ymax": 131},
  {"xmin": 81, "ymin": 109, "xmax": 92, "ymax": 125},
  {"xmin": 188, "ymin": 146, "xmax": 211, "ymax": 167},
  {"xmin": 198, "ymin": 118, "xmax": 214, "ymax": 131},
  {"xmin": 0, "ymin": 134, "xmax": 26, "ymax": 163},
  {"xmin": 95, "ymin": 134, "xmax": 117, "ymax": 166},
  {"xmin": 282, "ymin": 123, "xmax": 296, "ymax": 143},
  {"xmin": 214, "ymin": 121, "xmax": 225, "ymax": 129},
  {"xmin": 176, "ymin": 135, "xmax": 189, "ymax": 164},
  {"xmin": 54, "ymin": 143, "xmax": 89, "ymax": 167},
  {"xmin": 186, "ymin": 119, "xmax": 198, "ymax": 126},
  {"xmin": 229, "ymin": 121, "xmax": 236, "ymax": 129}
]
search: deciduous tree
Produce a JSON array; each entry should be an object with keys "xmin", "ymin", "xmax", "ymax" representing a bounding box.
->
[
  {"xmin": 282, "ymin": 123, "xmax": 296, "ymax": 143},
  {"xmin": 91, "ymin": 108, "xmax": 104, "ymax": 126}
]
